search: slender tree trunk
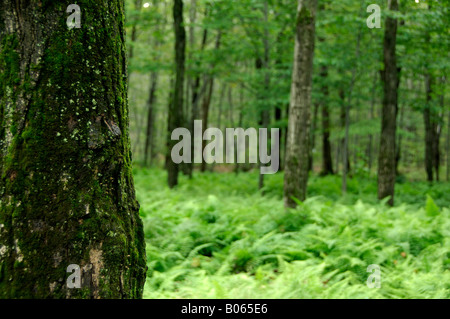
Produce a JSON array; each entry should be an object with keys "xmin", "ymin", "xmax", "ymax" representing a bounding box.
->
[
  {"xmin": 433, "ymin": 78, "xmax": 443, "ymax": 182},
  {"xmin": 228, "ymin": 87, "xmax": 234, "ymax": 126},
  {"xmin": 320, "ymin": 66, "xmax": 333, "ymax": 175},
  {"xmin": 185, "ymin": 0, "xmax": 197, "ymax": 177},
  {"xmin": 144, "ymin": 72, "xmax": 159, "ymax": 166},
  {"xmin": 283, "ymin": 103, "xmax": 290, "ymax": 171},
  {"xmin": 335, "ymin": 141, "xmax": 341, "ymax": 174},
  {"xmin": 342, "ymin": 97, "xmax": 351, "ymax": 193},
  {"xmin": 212, "ymin": 84, "xmax": 226, "ymax": 172},
  {"xmin": 200, "ymin": 76, "xmax": 214, "ymax": 172},
  {"xmin": 128, "ymin": 0, "xmax": 143, "ymax": 85},
  {"xmin": 378, "ymin": 0, "xmax": 400, "ymax": 206},
  {"xmin": 442, "ymin": 76, "xmax": 450, "ymax": 182},
  {"xmin": 308, "ymin": 103, "xmax": 319, "ymax": 172},
  {"xmin": 235, "ymin": 84, "xmax": 244, "ymax": 174},
  {"xmin": 200, "ymin": 31, "xmax": 222, "ymax": 172},
  {"xmin": 0, "ymin": 0, "xmax": 146, "ymax": 298},
  {"xmin": 342, "ymin": 3, "xmax": 363, "ymax": 193},
  {"xmin": 395, "ymin": 101, "xmax": 405, "ymax": 175},
  {"xmin": 187, "ymin": 27, "xmax": 208, "ymax": 178},
  {"xmin": 259, "ymin": 0, "xmax": 271, "ymax": 190},
  {"xmin": 339, "ymin": 89, "xmax": 351, "ymax": 174},
  {"xmin": 284, "ymin": 0, "xmax": 317, "ymax": 208},
  {"xmin": 275, "ymin": 100, "xmax": 283, "ymax": 164},
  {"xmin": 129, "ymin": 0, "xmax": 142, "ymax": 59},
  {"xmin": 424, "ymin": 73, "xmax": 435, "ymax": 182},
  {"xmin": 167, "ymin": 0, "xmax": 186, "ymax": 187},
  {"xmin": 447, "ymin": 103, "xmax": 450, "ymax": 182},
  {"xmin": 367, "ymin": 72, "xmax": 377, "ymax": 173}
]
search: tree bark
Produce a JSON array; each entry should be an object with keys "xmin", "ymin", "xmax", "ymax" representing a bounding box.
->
[
  {"xmin": 200, "ymin": 31, "xmax": 222, "ymax": 173},
  {"xmin": 424, "ymin": 74, "xmax": 435, "ymax": 182},
  {"xmin": 0, "ymin": 0, "xmax": 146, "ymax": 298},
  {"xmin": 308, "ymin": 103, "xmax": 319, "ymax": 172},
  {"xmin": 395, "ymin": 101, "xmax": 405, "ymax": 175},
  {"xmin": 367, "ymin": 71, "xmax": 377, "ymax": 173},
  {"xmin": 235, "ymin": 84, "xmax": 245, "ymax": 174},
  {"xmin": 342, "ymin": 3, "xmax": 363, "ymax": 193},
  {"xmin": 187, "ymin": 26, "xmax": 208, "ymax": 178},
  {"xmin": 144, "ymin": 72, "xmax": 158, "ymax": 166},
  {"xmin": 378, "ymin": 0, "xmax": 400, "ymax": 206},
  {"xmin": 284, "ymin": 0, "xmax": 317, "ymax": 208},
  {"xmin": 167, "ymin": 0, "xmax": 186, "ymax": 187},
  {"xmin": 339, "ymin": 89, "xmax": 351, "ymax": 174},
  {"xmin": 258, "ymin": 0, "xmax": 271, "ymax": 190},
  {"xmin": 444, "ymin": 76, "xmax": 449, "ymax": 182},
  {"xmin": 320, "ymin": 66, "xmax": 333, "ymax": 176},
  {"xmin": 200, "ymin": 75, "xmax": 214, "ymax": 172}
]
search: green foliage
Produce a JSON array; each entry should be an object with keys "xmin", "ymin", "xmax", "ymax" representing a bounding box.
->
[{"xmin": 135, "ymin": 168, "xmax": 450, "ymax": 299}]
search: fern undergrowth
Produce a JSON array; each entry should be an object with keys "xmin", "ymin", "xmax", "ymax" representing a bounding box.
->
[{"xmin": 134, "ymin": 168, "xmax": 450, "ymax": 299}]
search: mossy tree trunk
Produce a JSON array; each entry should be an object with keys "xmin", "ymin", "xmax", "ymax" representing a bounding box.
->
[
  {"xmin": 284, "ymin": 0, "xmax": 317, "ymax": 208},
  {"xmin": 378, "ymin": 0, "xmax": 400, "ymax": 206},
  {"xmin": 0, "ymin": 0, "xmax": 146, "ymax": 298}
]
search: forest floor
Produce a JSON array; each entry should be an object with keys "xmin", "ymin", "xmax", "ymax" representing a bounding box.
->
[{"xmin": 134, "ymin": 168, "xmax": 450, "ymax": 298}]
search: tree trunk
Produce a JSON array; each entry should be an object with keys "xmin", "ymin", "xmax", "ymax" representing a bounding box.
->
[
  {"xmin": 284, "ymin": 0, "xmax": 317, "ymax": 208},
  {"xmin": 395, "ymin": 101, "xmax": 405, "ymax": 175},
  {"xmin": 424, "ymin": 73, "xmax": 434, "ymax": 181},
  {"xmin": 378, "ymin": 0, "xmax": 400, "ymax": 206},
  {"xmin": 259, "ymin": 0, "xmax": 271, "ymax": 190},
  {"xmin": 433, "ymin": 77, "xmax": 444, "ymax": 182},
  {"xmin": 308, "ymin": 103, "xmax": 319, "ymax": 172},
  {"xmin": 367, "ymin": 71, "xmax": 377, "ymax": 173},
  {"xmin": 320, "ymin": 66, "xmax": 333, "ymax": 176},
  {"xmin": 200, "ymin": 31, "xmax": 222, "ymax": 173},
  {"xmin": 339, "ymin": 89, "xmax": 351, "ymax": 174},
  {"xmin": 342, "ymin": 3, "xmax": 363, "ymax": 193},
  {"xmin": 200, "ymin": 76, "xmax": 214, "ymax": 172},
  {"xmin": 235, "ymin": 84, "xmax": 245, "ymax": 174},
  {"xmin": 0, "ymin": 0, "xmax": 146, "ymax": 298},
  {"xmin": 335, "ymin": 140, "xmax": 341, "ymax": 174},
  {"xmin": 444, "ymin": 76, "xmax": 449, "ymax": 182},
  {"xmin": 167, "ymin": 0, "xmax": 186, "ymax": 187},
  {"xmin": 187, "ymin": 27, "xmax": 208, "ymax": 178},
  {"xmin": 212, "ymin": 84, "xmax": 226, "ymax": 172},
  {"xmin": 128, "ymin": 0, "xmax": 143, "ymax": 83},
  {"xmin": 144, "ymin": 72, "xmax": 159, "ymax": 166}
]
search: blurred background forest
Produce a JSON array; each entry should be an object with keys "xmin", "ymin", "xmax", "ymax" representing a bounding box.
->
[{"xmin": 124, "ymin": 0, "xmax": 449, "ymax": 298}]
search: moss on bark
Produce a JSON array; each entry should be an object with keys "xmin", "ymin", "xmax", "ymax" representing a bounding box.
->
[{"xmin": 0, "ymin": 0, "xmax": 146, "ymax": 298}]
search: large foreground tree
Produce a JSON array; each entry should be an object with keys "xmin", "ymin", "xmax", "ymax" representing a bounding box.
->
[
  {"xmin": 284, "ymin": 0, "xmax": 317, "ymax": 208},
  {"xmin": 0, "ymin": 0, "xmax": 146, "ymax": 298}
]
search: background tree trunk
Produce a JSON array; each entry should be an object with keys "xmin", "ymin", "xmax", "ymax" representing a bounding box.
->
[
  {"xmin": 259, "ymin": 0, "xmax": 271, "ymax": 190},
  {"xmin": 320, "ymin": 66, "xmax": 333, "ymax": 176},
  {"xmin": 0, "ymin": 0, "xmax": 146, "ymax": 298},
  {"xmin": 284, "ymin": 0, "xmax": 317, "ymax": 208},
  {"xmin": 367, "ymin": 71, "xmax": 377, "ymax": 174},
  {"xmin": 308, "ymin": 103, "xmax": 319, "ymax": 172},
  {"xmin": 187, "ymin": 27, "xmax": 208, "ymax": 178},
  {"xmin": 144, "ymin": 72, "xmax": 158, "ymax": 166},
  {"xmin": 395, "ymin": 101, "xmax": 405, "ymax": 175},
  {"xmin": 200, "ymin": 31, "xmax": 221, "ymax": 173},
  {"xmin": 378, "ymin": 0, "xmax": 400, "ymax": 206},
  {"xmin": 167, "ymin": 0, "xmax": 186, "ymax": 187},
  {"xmin": 424, "ymin": 73, "xmax": 434, "ymax": 182},
  {"xmin": 339, "ymin": 89, "xmax": 351, "ymax": 174},
  {"xmin": 444, "ymin": 76, "xmax": 449, "ymax": 182}
]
